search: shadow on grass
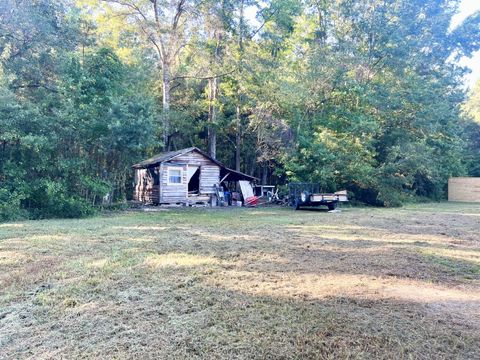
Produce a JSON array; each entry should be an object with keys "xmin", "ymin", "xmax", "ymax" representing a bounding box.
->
[
  {"xmin": 2, "ymin": 265, "xmax": 479, "ymax": 359},
  {"xmin": 1, "ymin": 206, "xmax": 480, "ymax": 358}
]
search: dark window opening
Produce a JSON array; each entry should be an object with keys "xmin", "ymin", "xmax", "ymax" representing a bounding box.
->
[{"xmin": 148, "ymin": 167, "xmax": 159, "ymax": 185}]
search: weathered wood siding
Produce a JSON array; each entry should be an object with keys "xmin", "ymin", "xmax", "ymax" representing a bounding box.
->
[
  {"xmin": 135, "ymin": 150, "xmax": 221, "ymax": 204},
  {"xmin": 448, "ymin": 177, "xmax": 480, "ymax": 202},
  {"xmin": 167, "ymin": 150, "xmax": 220, "ymax": 195},
  {"xmin": 200, "ymin": 165, "xmax": 220, "ymax": 194},
  {"xmin": 159, "ymin": 163, "xmax": 188, "ymax": 203},
  {"xmin": 133, "ymin": 167, "xmax": 159, "ymax": 203},
  {"xmin": 173, "ymin": 151, "xmax": 218, "ymax": 166}
]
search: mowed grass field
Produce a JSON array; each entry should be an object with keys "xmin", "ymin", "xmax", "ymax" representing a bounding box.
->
[{"xmin": 1, "ymin": 203, "xmax": 479, "ymax": 359}]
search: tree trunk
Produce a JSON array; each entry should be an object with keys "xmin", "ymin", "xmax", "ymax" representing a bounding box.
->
[
  {"xmin": 235, "ymin": 0, "xmax": 245, "ymax": 173},
  {"xmin": 207, "ymin": 24, "xmax": 222, "ymax": 159},
  {"xmin": 207, "ymin": 77, "xmax": 217, "ymax": 159},
  {"xmin": 162, "ymin": 62, "xmax": 171, "ymax": 150},
  {"xmin": 235, "ymin": 104, "xmax": 241, "ymax": 172},
  {"xmin": 262, "ymin": 163, "xmax": 268, "ymax": 185}
]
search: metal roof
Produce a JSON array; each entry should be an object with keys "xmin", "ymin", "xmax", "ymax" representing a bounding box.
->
[
  {"xmin": 132, "ymin": 147, "xmax": 201, "ymax": 169},
  {"xmin": 132, "ymin": 147, "xmax": 258, "ymax": 181}
]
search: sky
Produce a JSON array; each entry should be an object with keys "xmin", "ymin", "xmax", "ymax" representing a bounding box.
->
[{"xmin": 452, "ymin": 0, "xmax": 480, "ymax": 89}]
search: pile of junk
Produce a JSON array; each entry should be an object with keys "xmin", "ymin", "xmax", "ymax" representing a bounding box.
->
[
  {"xmin": 213, "ymin": 181, "xmax": 269, "ymax": 207},
  {"xmin": 215, "ymin": 181, "xmax": 348, "ymax": 211}
]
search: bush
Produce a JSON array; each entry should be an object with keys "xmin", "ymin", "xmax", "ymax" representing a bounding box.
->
[
  {"xmin": 29, "ymin": 180, "xmax": 96, "ymax": 219},
  {"xmin": 60, "ymin": 197, "xmax": 96, "ymax": 218},
  {"xmin": 0, "ymin": 188, "xmax": 28, "ymax": 221}
]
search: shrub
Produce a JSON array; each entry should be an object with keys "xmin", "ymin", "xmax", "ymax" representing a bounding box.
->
[
  {"xmin": 0, "ymin": 188, "xmax": 28, "ymax": 221},
  {"xmin": 29, "ymin": 180, "xmax": 96, "ymax": 219}
]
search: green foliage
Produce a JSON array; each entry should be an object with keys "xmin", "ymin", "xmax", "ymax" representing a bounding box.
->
[
  {"xmin": 1, "ymin": 0, "xmax": 479, "ymax": 220},
  {"xmin": 28, "ymin": 180, "xmax": 96, "ymax": 219},
  {"xmin": 0, "ymin": 2, "xmax": 157, "ymax": 220},
  {"xmin": 0, "ymin": 187, "xmax": 28, "ymax": 221},
  {"xmin": 464, "ymin": 81, "xmax": 480, "ymax": 122},
  {"xmin": 268, "ymin": 0, "xmax": 473, "ymax": 206},
  {"xmin": 463, "ymin": 80, "xmax": 480, "ymax": 176}
]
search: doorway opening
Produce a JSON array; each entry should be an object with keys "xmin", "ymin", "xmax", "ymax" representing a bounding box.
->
[{"xmin": 188, "ymin": 166, "xmax": 200, "ymax": 194}]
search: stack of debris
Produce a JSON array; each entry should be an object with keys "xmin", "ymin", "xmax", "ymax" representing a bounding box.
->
[{"xmin": 239, "ymin": 181, "xmax": 259, "ymax": 207}]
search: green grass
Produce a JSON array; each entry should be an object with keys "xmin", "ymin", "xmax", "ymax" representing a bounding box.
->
[{"xmin": 1, "ymin": 203, "xmax": 479, "ymax": 359}]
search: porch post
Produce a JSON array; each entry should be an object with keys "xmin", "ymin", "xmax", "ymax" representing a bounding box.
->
[{"xmin": 159, "ymin": 164, "xmax": 162, "ymax": 203}]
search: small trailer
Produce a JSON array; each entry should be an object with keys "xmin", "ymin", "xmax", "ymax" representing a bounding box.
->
[{"xmin": 289, "ymin": 183, "xmax": 348, "ymax": 210}]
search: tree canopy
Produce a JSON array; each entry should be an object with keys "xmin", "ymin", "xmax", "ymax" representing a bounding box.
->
[{"xmin": 1, "ymin": 0, "xmax": 479, "ymax": 219}]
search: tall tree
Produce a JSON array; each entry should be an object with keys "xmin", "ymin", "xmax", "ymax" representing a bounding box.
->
[
  {"xmin": 199, "ymin": 0, "xmax": 231, "ymax": 159},
  {"xmin": 463, "ymin": 80, "xmax": 480, "ymax": 176},
  {"xmin": 81, "ymin": 0, "xmax": 195, "ymax": 149},
  {"xmin": 2, "ymin": 0, "xmax": 480, "ymax": 220}
]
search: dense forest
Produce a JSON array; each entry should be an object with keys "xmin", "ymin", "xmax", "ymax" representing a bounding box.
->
[{"xmin": 1, "ymin": 0, "xmax": 480, "ymax": 219}]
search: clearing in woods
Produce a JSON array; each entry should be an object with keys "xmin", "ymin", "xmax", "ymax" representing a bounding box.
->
[{"xmin": 0, "ymin": 203, "xmax": 479, "ymax": 359}]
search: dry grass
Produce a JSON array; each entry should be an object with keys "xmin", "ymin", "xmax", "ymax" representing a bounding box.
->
[{"xmin": 0, "ymin": 202, "xmax": 479, "ymax": 359}]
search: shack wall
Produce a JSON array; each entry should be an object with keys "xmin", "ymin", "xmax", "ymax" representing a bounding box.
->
[
  {"xmin": 200, "ymin": 165, "xmax": 220, "ymax": 194},
  {"xmin": 133, "ymin": 167, "xmax": 159, "ymax": 203},
  {"xmin": 167, "ymin": 151, "xmax": 220, "ymax": 195},
  {"xmin": 134, "ymin": 149, "xmax": 222, "ymax": 204},
  {"xmin": 448, "ymin": 177, "xmax": 480, "ymax": 202},
  {"xmin": 159, "ymin": 163, "xmax": 188, "ymax": 203}
]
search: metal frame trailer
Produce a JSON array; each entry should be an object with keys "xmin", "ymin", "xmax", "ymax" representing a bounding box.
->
[{"xmin": 289, "ymin": 183, "xmax": 348, "ymax": 210}]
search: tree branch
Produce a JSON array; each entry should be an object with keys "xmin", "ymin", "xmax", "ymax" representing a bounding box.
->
[{"xmin": 171, "ymin": 68, "xmax": 237, "ymax": 82}]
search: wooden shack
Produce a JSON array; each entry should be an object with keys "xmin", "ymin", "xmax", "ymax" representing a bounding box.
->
[
  {"xmin": 132, "ymin": 147, "xmax": 257, "ymax": 205},
  {"xmin": 448, "ymin": 177, "xmax": 480, "ymax": 202}
]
